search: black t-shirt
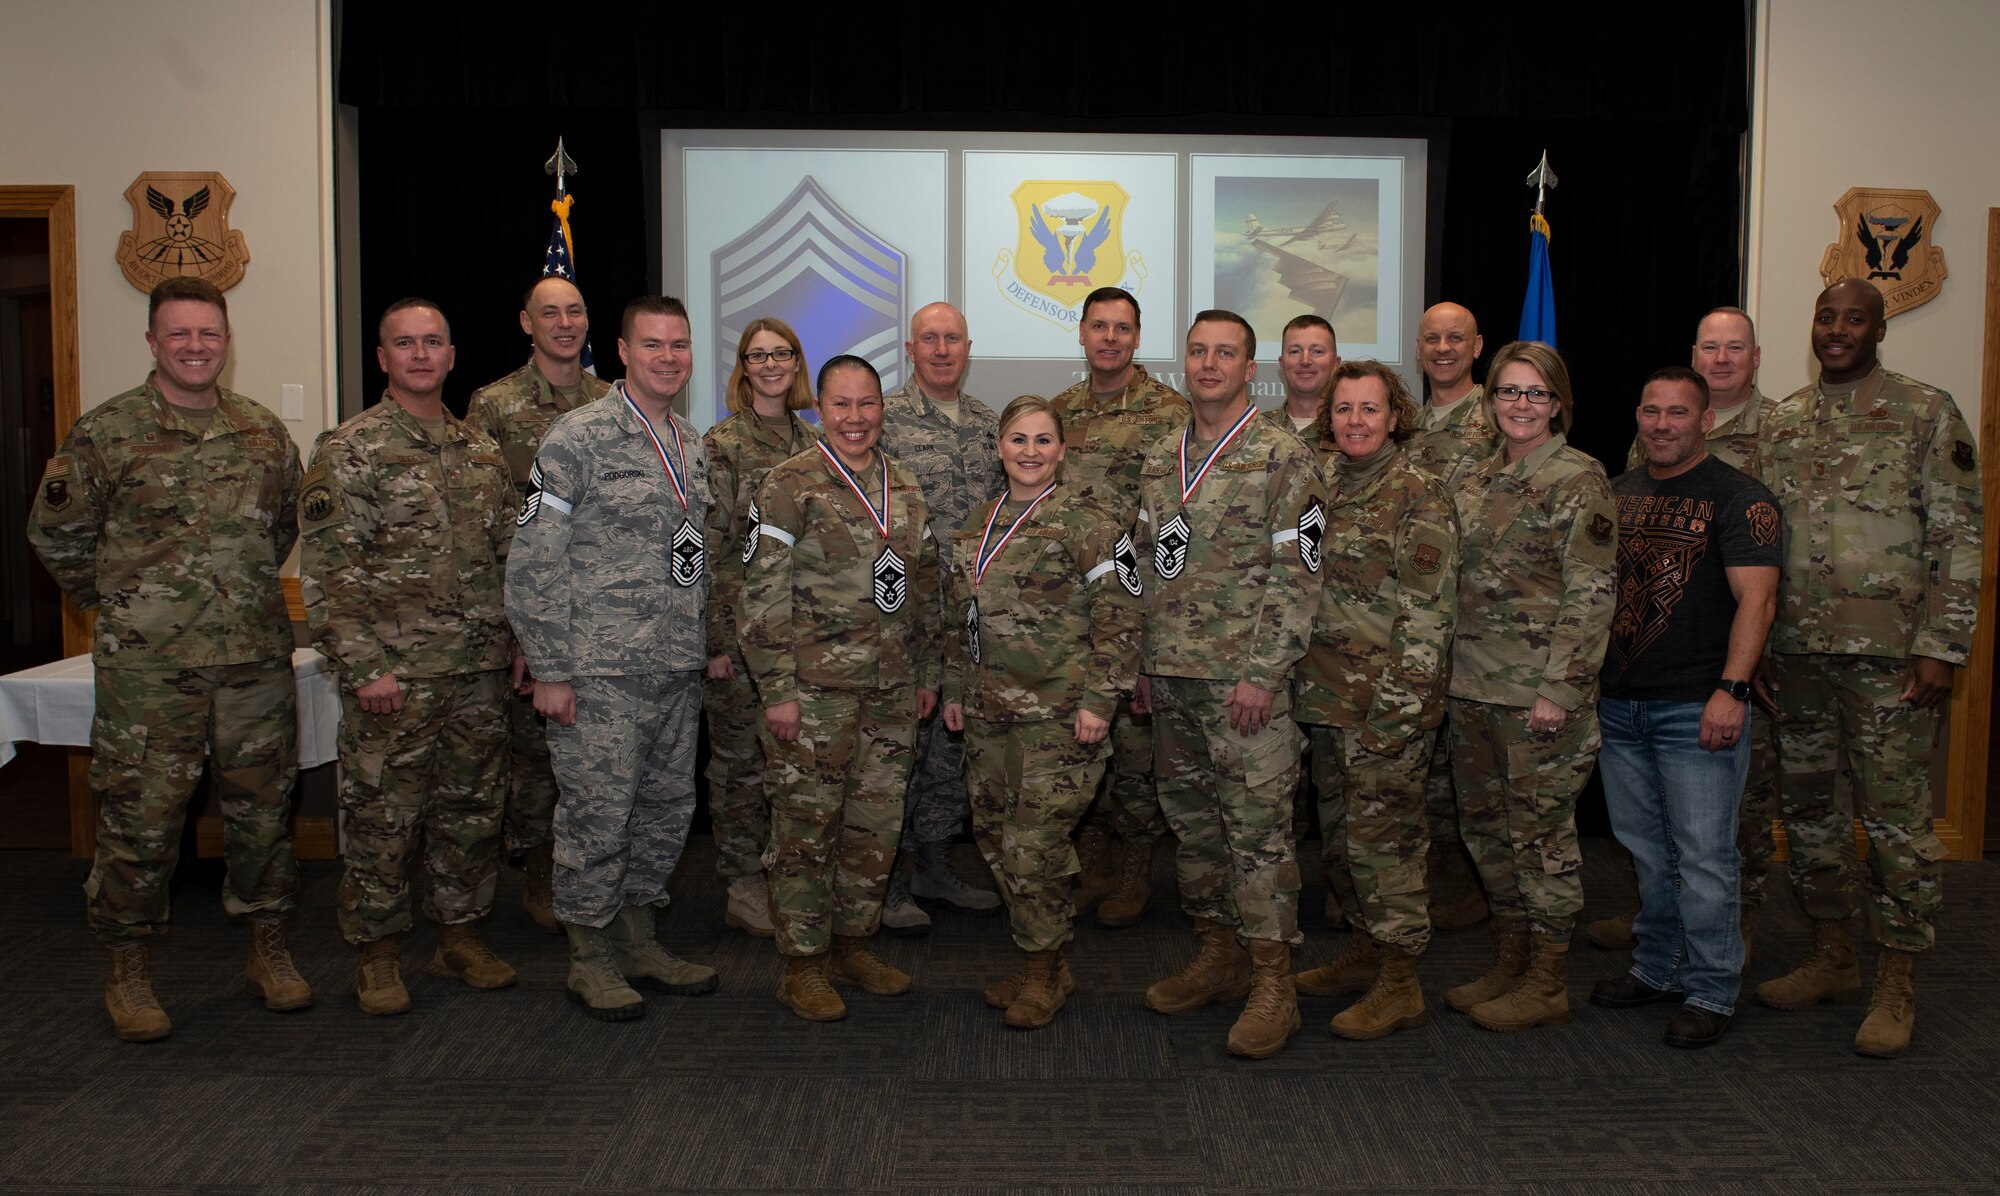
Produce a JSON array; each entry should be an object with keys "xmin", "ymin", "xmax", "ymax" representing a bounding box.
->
[{"xmin": 1602, "ymin": 453, "xmax": 1783, "ymax": 701}]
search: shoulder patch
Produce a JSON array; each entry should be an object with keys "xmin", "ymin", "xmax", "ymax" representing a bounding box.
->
[
  {"xmin": 1587, "ymin": 513, "xmax": 1614, "ymax": 545},
  {"xmin": 1953, "ymin": 439, "xmax": 1976, "ymax": 472},
  {"xmin": 1405, "ymin": 529, "xmax": 1452, "ymax": 598},
  {"xmin": 299, "ymin": 462, "xmax": 342, "ymax": 532},
  {"xmin": 743, "ymin": 499, "xmax": 761, "ymax": 563},
  {"xmin": 38, "ymin": 455, "xmax": 73, "ymax": 515},
  {"xmin": 1297, "ymin": 502, "xmax": 1325, "ymax": 573},
  {"xmin": 1113, "ymin": 533, "xmax": 1143, "ymax": 596}
]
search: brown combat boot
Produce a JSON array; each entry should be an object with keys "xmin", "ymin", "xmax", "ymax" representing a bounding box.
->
[
  {"xmin": 984, "ymin": 953, "xmax": 1076, "ymax": 1009},
  {"xmin": 1755, "ymin": 918, "xmax": 1861, "ymax": 1010},
  {"xmin": 1072, "ymin": 824, "xmax": 1117, "ymax": 916},
  {"xmin": 244, "ymin": 916, "xmax": 312, "ymax": 1011},
  {"xmin": 1468, "ymin": 931, "xmax": 1570, "ymax": 1032},
  {"xmin": 429, "ymin": 922, "xmax": 518, "ymax": 989},
  {"xmin": 1854, "ymin": 948, "xmax": 1917, "ymax": 1058},
  {"xmin": 1428, "ymin": 845, "xmax": 1490, "ymax": 930},
  {"xmin": 1096, "ymin": 837, "xmax": 1156, "ymax": 928},
  {"xmin": 1584, "ymin": 907, "xmax": 1639, "ymax": 950},
  {"xmin": 778, "ymin": 954, "xmax": 847, "ymax": 1021},
  {"xmin": 521, "ymin": 843, "xmax": 561, "ymax": 934},
  {"xmin": 609, "ymin": 905, "xmax": 717, "ymax": 995},
  {"xmin": 564, "ymin": 922, "xmax": 644, "ymax": 1021},
  {"xmin": 355, "ymin": 937, "xmax": 411, "ymax": 1016},
  {"xmin": 1295, "ymin": 932, "xmax": 1380, "ymax": 999},
  {"xmin": 1330, "ymin": 945, "xmax": 1427, "ymax": 1040},
  {"xmin": 1004, "ymin": 949, "xmax": 1069, "ymax": 1029},
  {"xmin": 104, "ymin": 940, "xmax": 171, "ymax": 1042},
  {"xmin": 1445, "ymin": 919, "xmax": 1532, "ymax": 1013},
  {"xmin": 1227, "ymin": 939, "xmax": 1302, "ymax": 1058},
  {"xmin": 1145, "ymin": 917, "xmax": 1252, "ymax": 1014},
  {"xmin": 829, "ymin": 934, "xmax": 912, "ymax": 995}
]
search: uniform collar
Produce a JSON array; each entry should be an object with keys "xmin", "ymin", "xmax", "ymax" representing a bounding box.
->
[
  {"xmin": 143, "ymin": 372, "xmax": 252, "ymax": 439},
  {"xmin": 1494, "ymin": 431, "xmax": 1569, "ymax": 477},
  {"xmin": 890, "ymin": 377, "xmax": 967, "ymax": 421},
  {"xmin": 379, "ymin": 393, "xmax": 469, "ymax": 444}
]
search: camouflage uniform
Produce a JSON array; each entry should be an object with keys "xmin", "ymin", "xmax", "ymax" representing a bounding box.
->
[
  {"xmin": 878, "ymin": 379, "xmax": 1003, "ymax": 848},
  {"xmin": 28, "ymin": 375, "xmax": 302, "ymax": 942},
  {"xmin": 505, "ymin": 385, "xmax": 709, "ymax": 928},
  {"xmin": 741, "ymin": 445, "xmax": 941, "ymax": 957},
  {"xmin": 701, "ymin": 409, "xmax": 819, "ymax": 881},
  {"xmin": 1761, "ymin": 366, "xmax": 1982, "ymax": 952},
  {"xmin": 1051, "ymin": 365, "xmax": 1190, "ymax": 844},
  {"xmin": 300, "ymin": 398, "xmax": 517, "ymax": 944},
  {"xmin": 1448, "ymin": 434, "xmax": 1615, "ymax": 939},
  {"xmin": 1135, "ymin": 413, "xmax": 1326, "ymax": 945},
  {"xmin": 942, "ymin": 486, "xmax": 1144, "ymax": 950},
  {"xmin": 1622, "ymin": 387, "xmax": 1780, "ymax": 905},
  {"xmin": 1258, "ymin": 405, "xmax": 1339, "ymax": 464},
  {"xmin": 465, "ymin": 359, "xmax": 611, "ymax": 855},
  {"xmin": 1294, "ymin": 446, "xmax": 1458, "ymax": 954},
  {"xmin": 1405, "ymin": 385, "xmax": 1496, "ymax": 849}
]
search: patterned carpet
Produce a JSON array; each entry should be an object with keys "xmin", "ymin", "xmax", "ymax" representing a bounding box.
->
[{"xmin": 1, "ymin": 838, "xmax": 1996, "ymax": 1194}]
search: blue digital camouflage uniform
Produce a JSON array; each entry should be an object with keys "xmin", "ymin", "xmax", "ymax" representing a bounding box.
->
[{"xmin": 505, "ymin": 384, "xmax": 709, "ymax": 928}]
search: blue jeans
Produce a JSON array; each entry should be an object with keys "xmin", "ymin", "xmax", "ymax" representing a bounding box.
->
[{"xmin": 1598, "ymin": 697, "xmax": 1748, "ymax": 1015}]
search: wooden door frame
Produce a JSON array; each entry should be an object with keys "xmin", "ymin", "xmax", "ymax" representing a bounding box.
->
[{"xmin": 0, "ymin": 186, "xmax": 89, "ymax": 855}]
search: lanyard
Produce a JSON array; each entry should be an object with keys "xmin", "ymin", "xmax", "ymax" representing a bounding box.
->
[
  {"xmin": 815, "ymin": 440, "xmax": 890, "ymax": 538},
  {"xmin": 621, "ymin": 384, "xmax": 688, "ymax": 509},
  {"xmin": 1177, "ymin": 405, "xmax": 1259, "ymax": 504},
  {"xmin": 973, "ymin": 483, "xmax": 1058, "ymax": 587}
]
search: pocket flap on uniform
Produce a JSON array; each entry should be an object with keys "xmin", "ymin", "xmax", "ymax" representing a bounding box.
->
[{"xmin": 1910, "ymin": 832, "xmax": 1950, "ymax": 862}]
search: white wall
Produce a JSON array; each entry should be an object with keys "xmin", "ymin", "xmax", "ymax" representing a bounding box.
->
[
  {"xmin": 1749, "ymin": 0, "xmax": 2000, "ymax": 425},
  {"xmin": 0, "ymin": 0, "xmax": 335, "ymax": 447}
]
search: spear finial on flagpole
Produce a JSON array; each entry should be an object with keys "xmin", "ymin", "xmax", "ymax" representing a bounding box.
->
[
  {"xmin": 1525, "ymin": 150, "xmax": 1558, "ymax": 217},
  {"xmin": 544, "ymin": 137, "xmax": 579, "ymax": 198}
]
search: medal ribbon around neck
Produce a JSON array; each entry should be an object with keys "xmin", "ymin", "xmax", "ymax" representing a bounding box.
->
[
  {"xmin": 816, "ymin": 440, "xmax": 890, "ymax": 539},
  {"xmin": 621, "ymin": 384, "xmax": 688, "ymax": 509},
  {"xmin": 1178, "ymin": 405, "xmax": 1260, "ymax": 504},
  {"xmin": 973, "ymin": 483, "xmax": 1058, "ymax": 587}
]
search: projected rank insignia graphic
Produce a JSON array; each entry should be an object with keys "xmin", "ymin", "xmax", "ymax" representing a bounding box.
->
[
  {"xmin": 1818, "ymin": 187, "xmax": 1947, "ymax": 319},
  {"xmin": 992, "ymin": 180, "xmax": 1147, "ymax": 328},
  {"xmin": 116, "ymin": 171, "xmax": 251, "ymax": 293},
  {"xmin": 713, "ymin": 176, "xmax": 906, "ymax": 418}
]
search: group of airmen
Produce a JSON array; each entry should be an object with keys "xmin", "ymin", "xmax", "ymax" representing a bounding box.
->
[{"xmin": 29, "ymin": 267, "xmax": 1977, "ymax": 1062}]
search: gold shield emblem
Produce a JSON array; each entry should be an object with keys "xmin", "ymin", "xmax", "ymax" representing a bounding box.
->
[
  {"xmin": 1818, "ymin": 187, "xmax": 1946, "ymax": 318},
  {"xmin": 992, "ymin": 180, "xmax": 1144, "ymax": 326},
  {"xmin": 115, "ymin": 171, "xmax": 252, "ymax": 293}
]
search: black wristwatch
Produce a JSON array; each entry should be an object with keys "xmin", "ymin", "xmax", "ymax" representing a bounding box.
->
[{"xmin": 1717, "ymin": 679, "xmax": 1752, "ymax": 701}]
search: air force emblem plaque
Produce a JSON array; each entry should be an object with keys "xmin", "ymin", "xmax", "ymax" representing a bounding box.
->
[
  {"xmin": 1819, "ymin": 187, "xmax": 1947, "ymax": 318},
  {"xmin": 116, "ymin": 172, "xmax": 251, "ymax": 293},
  {"xmin": 993, "ymin": 181, "xmax": 1146, "ymax": 329}
]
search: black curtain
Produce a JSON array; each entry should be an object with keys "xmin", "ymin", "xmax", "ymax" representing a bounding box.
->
[{"xmin": 340, "ymin": 2, "xmax": 1749, "ymax": 471}]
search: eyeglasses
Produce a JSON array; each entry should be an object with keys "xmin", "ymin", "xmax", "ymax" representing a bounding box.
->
[
  {"xmin": 743, "ymin": 348, "xmax": 797, "ymax": 364},
  {"xmin": 1491, "ymin": 384, "xmax": 1557, "ymax": 405}
]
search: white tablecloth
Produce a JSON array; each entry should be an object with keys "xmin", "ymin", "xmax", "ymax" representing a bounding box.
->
[{"xmin": 0, "ymin": 648, "xmax": 342, "ymax": 770}]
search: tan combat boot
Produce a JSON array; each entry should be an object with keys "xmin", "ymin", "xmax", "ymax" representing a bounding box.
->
[
  {"xmin": 1145, "ymin": 917, "xmax": 1252, "ymax": 1014},
  {"xmin": 984, "ymin": 953, "xmax": 1075, "ymax": 1009},
  {"xmin": 429, "ymin": 922, "xmax": 518, "ymax": 989},
  {"xmin": 521, "ymin": 843, "xmax": 560, "ymax": 934},
  {"xmin": 1445, "ymin": 919, "xmax": 1532, "ymax": 1012},
  {"xmin": 1854, "ymin": 948, "xmax": 1917, "ymax": 1058},
  {"xmin": 608, "ymin": 904, "xmax": 717, "ymax": 995},
  {"xmin": 1469, "ymin": 931, "xmax": 1570, "ymax": 1032},
  {"xmin": 564, "ymin": 922, "xmax": 644, "ymax": 1021},
  {"xmin": 1227, "ymin": 939, "xmax": 1302, "ymax": 1058},
  {"xmin": 1754, "ymin": 918, "xmax": 1860, "ymax": 1010},
  {"xmin": 1072, "ymin": 824, "xmax": 1117, "ymax": 916},
  {"xmin": 104, "ymin": 940, "xmax": 172, "ymax": 1042},
  {"xmin": 1004, "ymin": 948, "xmax": 1069, "ymax": 1029},
  {"xmin": 355, "ymin": 937, "xmax": 411, "ymax": 1016},
  {"xmin": 1584, "ymin": 907, "xmax": 1639, "ymax": 950},
  {"xmin": 1295, "ymin": 932, "xmax": 1380, "ymax": 999},
  {"xmin": 244, "ymin": 916, "xmax": 312, "ymax": 1011},
  {"xmin": 829, "ymin": 934, "xmax": 912, "ymax": 995},
  {"xmin": 777, "ymin": 954, "xmax": 847, "ymax": 1021},
  {"xmin": 724, "ymin": 873, "xmax": 776, "ymax": 939},
  {"xmin": 1330, "ymin": 945, "xmax": 1427, "ymax": 1040},
  {"xmin": 1427, "ymin": 845, "xmax": 1490, "ymax": 931},
  {"xmin": 1096, "ymin": 837, "xmax": 1156, "ymax": 928}
]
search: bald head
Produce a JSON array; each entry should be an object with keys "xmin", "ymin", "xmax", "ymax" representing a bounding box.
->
[
  {"xmin": 1811, "ymin": 278, "xmax": 1887, "ymax": 385},
  {"xmin": 1416, "ymin": 302, "xmax": 1483, "ymax": 403},
  {"xmin": 906, "ymin": 301, "xmax": 971, "ymax": 401},
  {"xmin": 1690, "ymin": 307, "xmax": 1759, "ymax": 410}
]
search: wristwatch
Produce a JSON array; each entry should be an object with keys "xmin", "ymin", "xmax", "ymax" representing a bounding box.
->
[{"xmin": 1717, "ymin": 679, "xmax": 1752, "ymax": 701}]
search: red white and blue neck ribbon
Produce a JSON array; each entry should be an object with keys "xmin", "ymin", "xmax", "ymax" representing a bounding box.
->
[
  {"xmin": 816, "ymin": 440, "xmax": 890, "ymax": 539},
  {"xmin": 1178, "ymin": 405, "xmax": 1259, "ymax": 504},
  {"xmin": 973, "ymin": 483, "xmax": 1058, "ymax": 586},
  {"xmin": 621, "ymin": 383, "xmax": 688, "ymax": 509}
]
